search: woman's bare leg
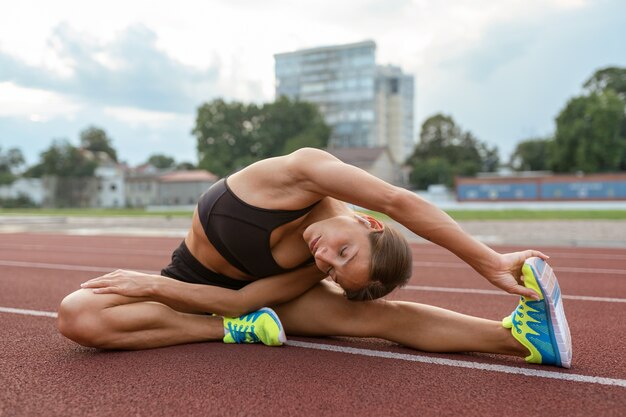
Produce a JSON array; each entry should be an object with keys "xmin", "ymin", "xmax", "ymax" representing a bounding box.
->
[
  {"xmin": 274, "ymin": 281, "xmax": 527, "ymax": 357},
  {"xmin": 57, "ymin": 289, "xmax": 224, "ymax": 350},
  {"xmin": 59, "ymin": 281, "xmax": 527, "ymax": 355}
]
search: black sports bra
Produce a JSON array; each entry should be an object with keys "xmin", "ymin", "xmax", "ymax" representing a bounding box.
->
[{"xmin": 197, "ymin": 178, "xmax": 319, "ymax": 278}]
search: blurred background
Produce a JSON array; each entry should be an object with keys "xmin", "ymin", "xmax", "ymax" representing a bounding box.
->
[{"xmin": 1, "ymin": 0, "xmax": 625, "ymax": 209}]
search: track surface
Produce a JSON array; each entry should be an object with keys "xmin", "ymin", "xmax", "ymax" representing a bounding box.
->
[{"xmin": 1, "ymin": 233, "xmax": 625, "ymax": 416}]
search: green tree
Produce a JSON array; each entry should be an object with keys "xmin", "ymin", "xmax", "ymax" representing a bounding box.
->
[
  {"xmin": 193, "ymin": 97, "xmax": 330, "ymax": 177},
  {"xmin": 407, "ymin": 114, "xmax": 498, "ymax": 188},
  {"xmin": 25, "ymin": 139, "xmax": 97, "ymax": 178},
  {"xmin": 0, "ymin": 194, "xmax": 37, "ymax": 208},
  {"xmin": 411, "ymin": 114, "xmax": 458, "ymax": 162},
  {"xmin": 146, "ymin": 154, "xmax": 176, "ymax": 169},
  {"xmin": 551, "ymin": 91, "xmax": 625, "ymax": 173},
  {"xmin": 583, "ymin": 66, "xmax": 626, "ymax": 169},
  {"xmin": 478, "ymin": 142, "xmax": 500, "ymax": 173},
  {"xmin": 584, "ymin": 67, "xmax": 626, "ymax": 98},
  {"xmin": 80, "ymin": 126, "xmax": 118, "ymax": 162},
  {"xmin": 509, "ymin": 138, "xmax": 553, "ymax": 171},
  {"xmin": 259, "ymin": 96, "xmax": 330, "ymax": 156},
  {"xmin": 22, "ymin": 164, "xmax": 45, "ymax": 178},
  {"xmin": 408, "ymin": 157, "xmax": 452, "ymax": 189},
  {"xmin": 176, "ymin": 161, "xmax": 196, "ymax": 170},
  {"xmin": 193, "ymin": 99, "xmax": 263, "ymax": 177},
  {"xmin": 0, "ymin": 147, "xmax": 25, "ymax": 185}
]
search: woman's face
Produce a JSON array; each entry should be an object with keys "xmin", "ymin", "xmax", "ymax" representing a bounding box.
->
[{"xmin": 303, "ymin": 215, "xmax": 381, "ymax": 291}]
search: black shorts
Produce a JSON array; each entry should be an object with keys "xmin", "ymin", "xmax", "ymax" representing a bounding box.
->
[{"xmin": 161, "ymin": 240, "xmax": 251, "ymax": 290}]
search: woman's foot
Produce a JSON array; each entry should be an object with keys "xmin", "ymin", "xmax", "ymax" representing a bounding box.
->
[
  {"xmin": 223, "ymin": 307, "xmax": 287, "ymax": 346},
  {"xmin": 502, "ymin": 257, "xmax": 572, "ymax": 368}
]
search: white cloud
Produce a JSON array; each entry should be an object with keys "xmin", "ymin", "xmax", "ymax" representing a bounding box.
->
[
  {"xmin": 0, "ymin": 82, "xmax": 81, "ymax": 121},
  {"xmin": 0, "ymin": 0, "xmax": 599, "ymax": 105},
  {"xmin": 0, "ymin": 0, "xmax": 622, "ymax": 166},
  {"xmin": 103, "ymin": 106, "xmax": 191, "ymax": 128},
  {"xmin": 550, "ymin": 0, "xmax": 590, "ymax": 9},
  {"xmin": 91, "ymin": 51, "xmax": 124, "ymax": 71}
]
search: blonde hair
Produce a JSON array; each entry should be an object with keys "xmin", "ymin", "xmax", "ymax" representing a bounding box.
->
[{"xmin": 345, "ymin": 224, "xmax": 413, "ymax": 301}]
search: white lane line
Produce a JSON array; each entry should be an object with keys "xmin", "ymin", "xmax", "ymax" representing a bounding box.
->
[
  {"xmin": 7, "ymin": 239, "xmax": 626, "ymax": 260},
  {"xmin": 405, "ymin": 285, "xmax": 626, "ymax": 303},
  {"xmin": 556, "ymin": 267, "xmax": 626, "ymax": 275},
  {"xmin": 0, "ymin": 307, "xmax": 57, "ymax": 318},
  {"xmin": 413, "ymin": 261, "xmax": 626, "ymax": 275},
  {"xmin": 0, "ymin": 260, "xmax": 155, "ymax": 274},
  {"xmin": 0, "ymin": 243, "xmax": 171, "ymax": 257},
  {"xmin": 4, "ymin": 241, "xmax": 626, "ymax": 262},
  {"xmin": 7, "ymin": 240, "xmax": 626, "ymax": 260},
  {"xmin": 3, "ymin": 306, "xmax": 625, "ymax": 389},
  {"xmin": 1, "ymin": 260, "xmax": 624, "ymax": 303},
  {"xmin": 410, "ymin": 247, "xmax": 626, "ymax": 261},
  {"xmin": 541, "ymin": 252, "xmax": 626, "ymax": 260},
  {"xmin": 3, "ymin": 258, "xmax": 625, "ymax": 277},
  {"xmin": 287, "ymin": 340, "xmax": 626, "ymax": 388}
]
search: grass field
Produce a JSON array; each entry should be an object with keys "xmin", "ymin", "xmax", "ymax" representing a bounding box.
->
[
  {"xmin": 444, "ymin": 209, "xmax": 626, "ymax": 220},
  {"xmin": 2, "ymin": 208, "xmax": 626, "ymax": 220}
]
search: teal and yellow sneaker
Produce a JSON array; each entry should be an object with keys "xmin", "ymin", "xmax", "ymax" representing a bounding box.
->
[
  {"xmin": 223, "ymin": 307, "xmax": 287, "ymax": 346},
  {"xmin": 503, "ymin": 257, "xmax": 572, "ymax": 368}
]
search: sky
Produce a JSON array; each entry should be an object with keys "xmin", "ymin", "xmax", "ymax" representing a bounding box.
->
[{"xmin": 1, "ymin": 0, "xmax": 625, "ymax": 167}]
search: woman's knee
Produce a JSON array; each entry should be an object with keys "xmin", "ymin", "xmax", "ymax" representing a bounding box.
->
[
  {"xmin": 57, "ymin": 289, "xmax": 110, "ymax": 347},
  {"xmin": 276, "ymin": 281, "xmax": 393, "ymax": 337}
]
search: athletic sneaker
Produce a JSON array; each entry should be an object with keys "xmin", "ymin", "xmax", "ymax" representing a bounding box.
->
[
  {"xmin": 502, "ymin": 257, "xmax": 572, "ymax": 368},
  {"xmin": 223, "ymin": 307, "xmax": 287, "ymax": 346}
]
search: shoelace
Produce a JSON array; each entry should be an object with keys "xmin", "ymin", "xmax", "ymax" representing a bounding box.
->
[
  {"xmin": 514, "ymin": 301, "xmax": 526, "ymax": 330},
  {"xmin": 514, "ymin": 299, "xmax": 544, "ymax": 332},
  {"xmin": 510, "ymin": 298, "xmax": 534, "ymax": 333},
  {"xmin": 227, "ymin": 322, "xmax": 260, "ymax": 344}
]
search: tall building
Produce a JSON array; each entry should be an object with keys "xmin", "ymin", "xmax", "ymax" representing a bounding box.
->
[
  {"xmin": 375, "ymin": 65, "xmax": 415, "ymax": 164},
  {"xmin": 274, "ymin": 40, "xmax": 414, "ymax": 163}
]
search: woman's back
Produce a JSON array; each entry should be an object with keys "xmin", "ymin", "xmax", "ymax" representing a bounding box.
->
[{"xmin": 185, "ymin": 153, "xmax": 341, "ymax": 281}]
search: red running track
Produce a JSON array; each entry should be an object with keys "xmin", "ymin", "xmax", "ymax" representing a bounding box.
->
[{"xmin": 1, "ymin": 233, "xmax": 625, "ymax": 417}]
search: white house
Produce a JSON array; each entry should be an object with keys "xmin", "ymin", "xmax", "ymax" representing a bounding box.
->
[
  {"xmin": 0, "ymin": 178, "xmax": 45, "ymax": 205},
  {"xmin": 327, "ymin": 147, "xmax": 401, "ymax": 185},
  {"xmin": 157, "ymin": 170, "xmax": 218, "ymax": 206},
  {"xmin": 94, "ymin": 165, "xmax": 126, "ymax": 208}
]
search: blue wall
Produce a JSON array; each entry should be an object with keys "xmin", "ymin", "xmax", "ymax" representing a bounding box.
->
[
  {"xmin": 457, "ymin": 183, "xmax": 538, "ymax": 201},
  {"xmin": 541, "ymin": 181, "xmax": 626, "ymax": 199},
  {"xmin": 457, "ymin": 179, "xmax": 626, "ymax": 201}
]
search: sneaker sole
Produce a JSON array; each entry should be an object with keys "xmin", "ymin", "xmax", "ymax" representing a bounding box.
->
[
  {"xmin": 259, "ymin": 307, "xmax": 288, "ymax": 345},
  {"xmin": 526, "ymin": 257, "xmax": 572, "ymax": 368}
]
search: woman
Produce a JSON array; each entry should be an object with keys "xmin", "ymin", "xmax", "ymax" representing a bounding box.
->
[{"xmin": 57, "ymin": 148, "xmax": 572, "ymax": 367}]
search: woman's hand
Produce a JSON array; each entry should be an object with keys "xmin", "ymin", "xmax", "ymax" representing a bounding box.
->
[
  {"xmin": 481, "ymin": 250, "xmax": 549, "ymax": 300},
  {"xmin": 80, "ymin": 269, "xmax": 163, "ymax": 297}
]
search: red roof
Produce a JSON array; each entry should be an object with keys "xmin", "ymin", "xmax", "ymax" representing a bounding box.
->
[
  {"xmin": 327, "ymin": 147, "xmax": 391, "ymax": 169},
  {"xmin": 158, "ymin": 170, "xmax": 218, "ymax": 183}
]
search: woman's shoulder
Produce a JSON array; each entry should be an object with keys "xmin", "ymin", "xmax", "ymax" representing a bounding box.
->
[
  {"xmin": 283, "ymin": 148, "xmax": 342, "ymax": 181},
  {"xmin": 227, "ymin": 150, "xmax": 328, "ymax": 209},
  {"xmin": 234, "ymin": 148, "xmax": 336, "ymax": 185},
  {"xmin": 285, "ymin": 148, "xmax": 335, "ymax": 165}
]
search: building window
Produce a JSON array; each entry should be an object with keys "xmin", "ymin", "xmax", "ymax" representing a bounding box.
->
[
  {"xmin": 390, "ymin": 78, "xmax": 399, "ymax": 94},
  {"xmin": 110, "ymin": 184, "xmax": 117, "ymax": 191}
]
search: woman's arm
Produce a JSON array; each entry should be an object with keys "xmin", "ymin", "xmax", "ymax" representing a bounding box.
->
[
  {"xmin": 287, "ymin": 148, "xmax": 495, "ymax": 258},
  {"xmin": 287, "ymin": 148, "xmax": 546, "ymax": 298},
  {"xmin": 81, "ymin": 264, "xmax": 326, "ymax": 317},
  {"xmin": 152, "ymin": 264, "xmax": 325, "ymax": 316}
]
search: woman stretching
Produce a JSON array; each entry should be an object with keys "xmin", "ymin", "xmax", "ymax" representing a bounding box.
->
[{"xmin": 57, "ymin": 148, "xmax": 572, "ymax": 368}]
